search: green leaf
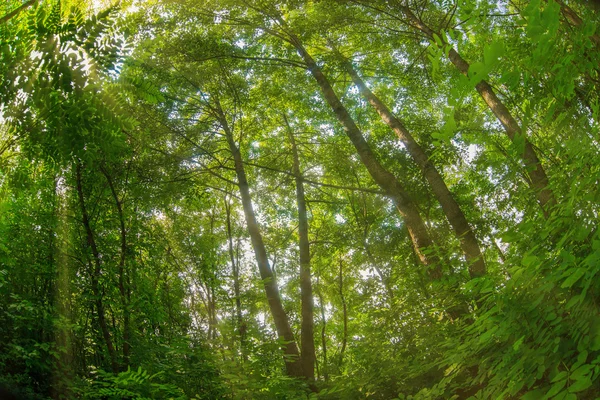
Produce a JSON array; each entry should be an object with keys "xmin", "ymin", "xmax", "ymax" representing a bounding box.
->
[
  {"xmin": 545, "ymin": 378, "xmax": 567, "ymax": 398},
  {"xmin": 570, "ymin": 364, "xmax": 591, "ymax": 381},
  {"xmin": 551, "ymin": 371, "xmax": 567, "ymax": 383},
  {"xmin": 513, "ymin": 336, "xmax": 525, "ymax": 351},
  {"xmin": 522, "ymin": 254, "xmax": 538, "ymax": 267},
  {"xmin": 521, "ymin": 388, "xmax": 545, "ymax": 399},
  {"xmin": 483, "ymin": 41, "xmax": 504, "ymax": 67},
  {"xmin": 468, "ymin": 61, "xmax": 486, "ymax": 80},
  {"xmin": 567, "ymin": 375, "xmax": 592, "ymax": 393},
  {"xmin": 561, "ymin": 268, "xmax": 586, "ymax": 288}
]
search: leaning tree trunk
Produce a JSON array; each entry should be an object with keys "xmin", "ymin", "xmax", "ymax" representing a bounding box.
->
[
  {"xmin": 555, "ymin": 0, "xmax": 600, "ymax": 48},
  {"xmin": 343, "ymin": 62, "xmax": 486, "ymax": 277},
  {"xmin": 289, "ymin": 35, "xmax": 442, "ymax": 279},
  {"xmin": 398, "ymin": 5, "xmax": 556, "ymax": 218},
  {"xmin": 284, "ymin": 115, "xmax": 316, "ymax": 381},
  {"xmin": 217, "ymin": 103, "xmax": 304, "ymax": 377},
  {"xmin": 75, "ymin": 162, "xmax": 119, "ymax": 374},
  {"xmin": 0, "ymin": 0, "xmax": 37, "ymax": 25}
]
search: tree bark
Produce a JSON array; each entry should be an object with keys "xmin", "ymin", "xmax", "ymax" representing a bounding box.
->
[
  {"xmin": 397, "ymin": 5, "xmax": 556, "ymax": 218},
  {"xmin": 0, "ymin": 0, "xmax": 37, "ymax": 25},
  {"xmin": 338, "ymin": 259, "xmax": 348, "ymax": 364},
  {"xmin": 316, "ymin": 273, "xmax": 328, "ymax": 382},
  {"xmin": 344, "ymin": 62, "xmax": 486, "ymax": 277},
  {"xmin": 289, "ymin": 35, "xmax": 442, "ymax": 279},
  {"xmin": 217, "ymin": 102, "xmax": 303, "ymax": 377},
  {"xmin": 225, "ymin": 196, "xmax": 247, "ymax": 361},
  {"xmin": 75, "ymin": 162, "xmax": 119, "ymax": 374},
  {"xmin": 555, "ymin": 0, "xmax": 600, "ymax": 48},
  {"xmin": 284, "ymin": 115, "xmax": 316, "ymax": 381},
  {"xmin": 100, "ymin": 165, "xmax": 131, "ymax": 369}
]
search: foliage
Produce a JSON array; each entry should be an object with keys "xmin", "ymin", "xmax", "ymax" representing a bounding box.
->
[
  {"xmin": 1, "ymin": 0, "xmax": 600, "ymax": 399},
  {"xmin": 75, "ymin": 367, "xmax": 186, "ymax": 400}
]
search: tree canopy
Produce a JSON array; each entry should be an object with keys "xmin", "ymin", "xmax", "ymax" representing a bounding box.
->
[{"xmin": 1, "ymin": 0, "xmax": 600, "ymax": 399}]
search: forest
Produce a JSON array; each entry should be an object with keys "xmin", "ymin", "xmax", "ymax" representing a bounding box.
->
[{"xmin": 1, "ymin": 0, "xmax": 600, "ymax": 398}]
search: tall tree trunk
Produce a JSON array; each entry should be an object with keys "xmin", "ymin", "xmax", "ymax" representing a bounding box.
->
[
  {"xmin": 397, "ymin": 5, "xmax": 556, "ymax": 217},
  {"xmin": 225, "ymin": 196, "xmax": 246, "ymax": 361},
  {"xmin": 210, "ymin": 285, "xmax": 217, "ymax": 340},
  {"xmin": 338, "ymin": 259, "xmax": 348, "ymax": 364},
  {"xmin": 289, "ymin": 35, "xmax": 442, "ymax": 279},
  {"xmin": 343, "ymin": 62, "xmax": 486, "ymax": 277},
  {"xmin": 75, "ymin": 163, "xmax": 119, "ymax": 374},
  {"xmin": 52, "ymin": 175, "xmax": 74, "ymax": 398},
  {"xmin": 316, "ymin": 273, "xmax": 328, "ymax": 382},
  {"xmin": 100, "ymin": 165, "xmax": 131, "ymax": 369},
  {"xmin": 379, "ymin": 5, "xmax": 551, "ymax": 212},
  {"xmin": 217, "ymin": 103, "xmax": 303, "ymax": 377},
  {"xmin": 284, "ymin": 115, "xmax": 316, "ymax": 381}
]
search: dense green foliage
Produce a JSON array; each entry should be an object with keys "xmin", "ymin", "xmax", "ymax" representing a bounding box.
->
[{"xmin": 1, "ymin": 0, "xmax": 600, "ymax": 398}]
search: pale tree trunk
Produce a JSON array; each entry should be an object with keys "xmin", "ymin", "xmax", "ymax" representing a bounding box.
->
[
  {"xmin": 284, "ymin": 115, "xmax": 316, "ymax": 381},
  {"xmin": 338, "ymin": 259, "xmax": 348, "ymax": 365},
  {"xmin": 225, "ymin": 196, "xmax": 247, "ymax": 361},
  {"xmin": 75, "ymin": 163, "xmax": 119, "ymax": 374},
  {"xmin": 343, "ymin": 62, "xmax": 486, "ymax": 277},
  {"xmin": 397, "ymin": 5, "xmax": 556, "ymax": 217},
  {"xmin": 316, "ymin": 273, "xmax": 328, "ymax": 382},
  {"xmin": 289, "ymin": 35, "xmax": 442, "ymax": 279},
  {"xmin": 216, "ymin": 103, "xmax": 303, "ymax": 377}
]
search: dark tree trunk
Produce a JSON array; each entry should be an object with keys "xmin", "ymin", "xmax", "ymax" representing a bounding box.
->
[
  {"xmin": 75, "ymin": 163, "xmax": 119, "ymax": 374},
  {"xmin": 556, "ymin": 0, "xmax": 600, "ymax": 48},
  {"xmin": 100, "ymin": 165, "xmax": 131, "ymax": 369}
]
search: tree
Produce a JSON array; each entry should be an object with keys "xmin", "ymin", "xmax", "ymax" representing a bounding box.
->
[{"xmin": 2, "ymin": 0, "xmax": 600, "ymax": 399}]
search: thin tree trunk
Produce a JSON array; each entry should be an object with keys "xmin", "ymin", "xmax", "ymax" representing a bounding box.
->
[
  {"xmin": 316, "ymin": 273, "xmax": 328, "ymax": 382},
  {"xmin": 100, "ymin": 165, "xmax": 131, "ymax": 369},
  {"xmin": 75, "ymin": 163, "xmax": 119, "ymax": 374},
  {"xmin": 338, "ymin": 259, "xmax": 348, "ymax": 364},
  {"xmin": 289, "ymin": 35, "xmax": 442, "ymax": 279},
  {"xmin": 284, "ymin": 115, "xmax": 316, "ymax": 381},
  {"xmin": 555, "ymin": 0, "xmax": 600, "ymax": 121},
  {"xmin": 225, "ymin": 196, "xmax": 246, "ymax": 361},
  {"xmin": 0, "ymin": 0, "xmax": 37, "ymax": 25},
  {"xmin": 362, "ymin": 229, "xmax": 394, "ymax": 298},
  {"xmin": 348, "ymin": 188, "xmax": 395, "ymax": 297},
  {"xmin": 344, "ymin": 62, "xmax": 486, "ymax": 277},
  {"xmin": 207, "ymin": 212, "xmax": 218, "ymax": 341},
  {"xmin": 210, "ymin": 285, "xmax": 217, "ymax": 340},
  {"xmin": 397, "ymin": 5, "xmax": 556, "ymax": 217},
  {"xmin": 217, "ymin": 102, "xmax": 303, "ymax": 377}
]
